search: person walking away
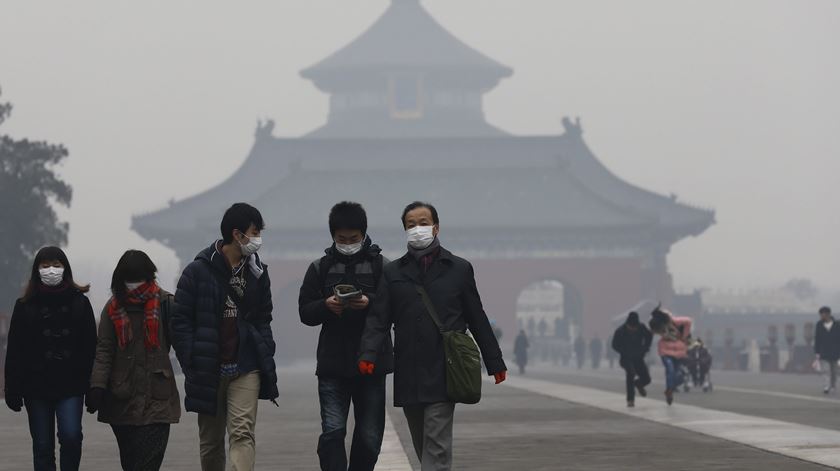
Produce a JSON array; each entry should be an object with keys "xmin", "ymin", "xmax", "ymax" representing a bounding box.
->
[
  {"xmin": 590, "ymin": 336, "xmax": 603, "ymax": 369},
  {"xmin": 574, "ymin": 336, "xmax": 586, "ymax": 369},
  {"xmin": 514, "ymin": 330, "xmax": 530, "ymax": 375},
  {"xmin": 3, "ymin": 246, "xmax": 97, "ymax": 471},
  {"xmin": 86, "ymin": 251, "xmax": 181, "ymax": 470},
  {"xmin": 685, "ymin": 338, "xmax": 712, "ymax": 391},
  {"xmin": 814, "ymin": 306, "xmax": 840, "ymax": 394},
  {"xmin": 649, "ymin": 306, "xmax": 692, "ymax": 405},
  {"xmin": 606, "ymin": 335, "xmax": 616, "ymax": 369},
  {"xmin": 298, "ymin": 202, "xmax": 393, "ymax": 471},
  {"xmin": 611, "ymin": 312, "xmax": 653, "ymax": 407},
  {"xmin": 171, "ymin": 203, "xmax": 279, "ymax": 471},
  {"xmin": 358, "ymin": 201, "xmax": 507, "ymax": 471}
]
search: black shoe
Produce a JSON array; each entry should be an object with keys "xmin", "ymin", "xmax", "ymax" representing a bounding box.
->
[
  {"xmin": 635, "ymin": 382, "xmax": 647, "ymax": 398},
  {"xmin": 665, "ymin": 389, "xmax": 674, "ymax": 406},
  {"xmin": 627, "ymin": 401, "xmax": 635, "ymax": 408}
]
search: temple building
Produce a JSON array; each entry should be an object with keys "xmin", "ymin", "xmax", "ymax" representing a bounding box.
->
[{"xmin": 133, "ymin": 0, "xmax": 714, "ymax": 357}]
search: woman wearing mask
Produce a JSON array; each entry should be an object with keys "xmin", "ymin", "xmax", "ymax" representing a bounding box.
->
[
  {"xmin": 3, "ymin": 246, "xmax": 97, "ymax": 471},
  {"xmin": 86, "ymin": 250, "xmax": 180, "ymax": 471}
]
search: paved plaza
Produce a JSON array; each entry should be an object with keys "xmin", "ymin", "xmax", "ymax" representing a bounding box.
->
[{"xmin": 1, "ymin": 365, "xmax": 839, "ymax": 470}]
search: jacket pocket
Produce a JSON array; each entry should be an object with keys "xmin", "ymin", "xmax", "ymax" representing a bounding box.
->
[
  {"xmin": 150, "ymin": 369, "xmax": 173, "ymax": 400},
  {"xmin": 110, "ymin": 369, "xmax": 133, "ymax": 400}
]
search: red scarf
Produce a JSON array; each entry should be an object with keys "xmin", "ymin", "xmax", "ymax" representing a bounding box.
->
[{"xmin": 107, "ymin": 282, "xmax": 161, "ymax": 350}]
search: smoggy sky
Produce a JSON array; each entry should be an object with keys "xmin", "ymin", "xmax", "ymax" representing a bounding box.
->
[{"xmin": 0, "ymin": 0, "xmax": 837, "ymax": 307}]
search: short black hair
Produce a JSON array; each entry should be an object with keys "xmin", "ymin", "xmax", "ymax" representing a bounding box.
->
[
  {"xmin": 220, "ymin": 203, "xmax": 265, "ymax": 244},
  {"xmin": 627, "ymin": 311, "xmax": 640, "ymax": 326},
  {"xmin": 401, "ymin": 201, "xmax": 439, "ymax": 229},
  {"xmin": 111, "ymin": 250, "xmax": 157, "ymax": 305},
  {"xmin": 820, "ymin": 306, "xmax": 832, "ymax": 315},
  {"xmin": 329, "ymin": 201, "xmax": 367, "ymax": 236}
]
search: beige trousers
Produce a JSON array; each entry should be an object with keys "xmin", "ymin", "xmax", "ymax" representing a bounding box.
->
[{"xmin": 198, "ymin": 371, "xmax": 261, "ymax": 471}]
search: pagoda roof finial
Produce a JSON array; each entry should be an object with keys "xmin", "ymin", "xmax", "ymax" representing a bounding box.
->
[{"xmin": 300, "ymin": 0, "xmax": 512, "ymax": 81}]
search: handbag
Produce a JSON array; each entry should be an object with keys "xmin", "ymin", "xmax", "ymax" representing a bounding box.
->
[{"xmin": 415, "ymin": 284, "xmax": 482, "ymax": 404}]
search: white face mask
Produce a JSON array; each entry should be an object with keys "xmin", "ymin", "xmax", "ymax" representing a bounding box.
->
[
  {"xmin": 335, "ymin": 241, "xmax": 364, "ymax": 256},
  {"xmin": 39, "ymin": 267, "xmax": 65, "ymax": 287},
  {"xmin": 125, "ymin": 281, "xmax": 144, "ymax": 292},
  {"xmin": 406, "ymin": 226, "xmax": 436, "ymax": 249},
  {"xmin": 239, "ymin": 235, "xmax": 262, "ymax": 257}
]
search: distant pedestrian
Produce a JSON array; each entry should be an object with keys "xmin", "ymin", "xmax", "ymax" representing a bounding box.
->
[
  {"xmin": 649, "ymin": 306, "xmax": 692, "ymax": 406},
  {"xmin": 87, "ymin": 250, "xmax": 180, "ymax": 471},
  {"xmin": 574, "ymin": 336, "xmax": 586, "ymax": 369},
  {"xmin": 3, "ymin": 246, "xmax": 97, "ymax": 471},
  {"xmin": 612, "ymin": 312, "xmax": 653, "ymax": 407},
  {"xmin": 814, "ymin": 306, "xmax": 840, "ymax": 394},
  {"xmin": 605, "ymin": 335, "xmax": 616, "ymax": 369},
  {"xmin": 590, "ymin": 336, "xmax": 603, "ymax": 369},
  {"xmin": 514, "ymin": 330, "xmax": 530, "ymax": 374}
]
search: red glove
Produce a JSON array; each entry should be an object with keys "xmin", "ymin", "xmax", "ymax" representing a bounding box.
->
[
  {"xmin": 494, "ymin": 370, "xmax": 507, "ymax": 384},
  {"xmin": 358, "ymin": 360, "xmax": 375, "ymax": 375}
]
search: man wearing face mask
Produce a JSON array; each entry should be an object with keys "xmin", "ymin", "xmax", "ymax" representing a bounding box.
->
[
  {"xmin": 298, "ymin": 201, "xmax": 393, "ymax": 471},
  {"xmin": 171, "ymin": 202, "xmax": 278, "ymax": 471},
  {"xmin": 359, "ymin": 201, "xmax": 507, "ymax": 471}
]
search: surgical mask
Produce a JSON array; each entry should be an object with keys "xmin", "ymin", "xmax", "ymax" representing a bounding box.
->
[
  {"xmin": 239, "ymin": 235, "xmax": 263, "ymax": 257},
  {"xmin": 406, "ymin": 226, "xmax": 435, "ymax": 249},
  {"xmin": 335, "ymin": 241, "xmax": 363, "ymax": 256},
  {"xmin": 125, "ymin": 281, "xmax": 144, "ymax": 292},
  {"xmin": 39, "ymin": 267, "xmax": 65, "ymax": 287}
]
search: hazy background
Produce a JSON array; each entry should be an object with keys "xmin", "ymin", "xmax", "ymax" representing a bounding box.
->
[{"xmin": 1, "ymin": 0, "xmax": 838, "ymax": 309}]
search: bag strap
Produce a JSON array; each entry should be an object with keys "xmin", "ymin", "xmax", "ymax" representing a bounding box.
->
[{"xmin": 414, "ymin": 284, "xmax": 445, "ymax": 333}]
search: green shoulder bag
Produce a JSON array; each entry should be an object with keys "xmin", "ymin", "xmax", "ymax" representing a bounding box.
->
[{"xmin": 415, "ymin": 284, "xmax": 482, "ymax": 404}]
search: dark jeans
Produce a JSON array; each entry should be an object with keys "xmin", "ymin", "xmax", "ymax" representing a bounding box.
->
[
  {"xmin": 317, "ymin": 375, "xmax": 386, "ymax": 471},
  {"xmin": 111, "ymin": 424, "xmax": 171, "ymax": 471},
  {"xmin": 24, "ymin": 396, "xmax": 84, "ymax": 471},
  {"xmin": 621, "ymin": 357, "xmax": 651, "ymax": 402}
]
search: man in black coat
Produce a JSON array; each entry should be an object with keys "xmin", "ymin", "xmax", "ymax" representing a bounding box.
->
[
  {"xmin": 298, "ymin": 202, "xmax": 394, "ymax": 471},
  {"xmin": 611, "ymin": 311, "xmax": 653, "ymax": 407},
  {"xmin": 814, "ymin": 306, "xmax": 840, "ymax": 394},
  {"xmin": 358, "ymin": 201, "xmax": 507, "ymax": 471},
  {"xmin": 171, "ymin": 203, "xmax": 278, "ymax": 471}
]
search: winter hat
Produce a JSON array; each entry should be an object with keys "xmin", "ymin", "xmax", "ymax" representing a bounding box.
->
[{"xmin": 627, "ymin": 312, "xmax": 640, "ymax": 326}]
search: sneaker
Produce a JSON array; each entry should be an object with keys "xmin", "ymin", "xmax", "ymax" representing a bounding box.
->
[
  {"xmin": 635, "ymin": 382, "xmax": 647, "ymax": 398},
  {"xmin": 627, "ymin": 401, "xmax": 635, "ymax": 408},
  {"xmin": 665, "ymin": 389, "xmax": 674, "ymax": 406},
  {"xmin": 824, "ymin": 387, "xmax": 834, "ymax": 395}
]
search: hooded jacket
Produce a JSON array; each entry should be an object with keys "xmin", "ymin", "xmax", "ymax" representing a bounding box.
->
[
  {"xmin": 298, "ymin": 237, "xmax": 394, "ymax": 378},
  {"xmin": 171, "ymin": 242, "xmax": 278, "ymax": 416},
  {"xmin": 657, "ymin": 316, "xmax": 692, "ymax": 359}
]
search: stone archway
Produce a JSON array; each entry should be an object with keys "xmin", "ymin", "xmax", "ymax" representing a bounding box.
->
[{"xmin": 515, "ymin": 279, "xmax": 584, "ymax": 342}]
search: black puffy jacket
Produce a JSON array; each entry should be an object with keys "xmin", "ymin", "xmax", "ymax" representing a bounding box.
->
[
  {"xmin": 298, "ymin": 239, "xmax": 394, "ymax": 378},
  {"xmin": 4, "ymin": 288, "xmax": 96, "ymax": 401},
  {"xmin": 171, "ymin": 242, "xmax": 278, "ymax": 415}
]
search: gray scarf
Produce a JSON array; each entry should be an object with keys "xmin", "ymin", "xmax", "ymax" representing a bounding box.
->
[{"xmin": 407, "ymin": 237, "xmax": 441, "ymax": 260}]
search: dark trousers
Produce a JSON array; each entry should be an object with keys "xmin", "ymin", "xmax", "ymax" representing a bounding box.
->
[
  {"xmin": 111, "ymin": 423, "xmax": 171, "ymax": 471},
  {"xmin": 317, "ymin": 375, "xmax": 386, "ymax": 471},
  {"xmin": 622, "ymin": 358, "xmax": 651, "ymax": 402},
  {"xmin": 24, "ymin": 396, "xmax": 84, "ymax": 471}
]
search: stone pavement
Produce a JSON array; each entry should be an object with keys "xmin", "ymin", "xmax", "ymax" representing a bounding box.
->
[{"xmin": 0, "ymin": 366, "xmax": 835, "ymax": 470}]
